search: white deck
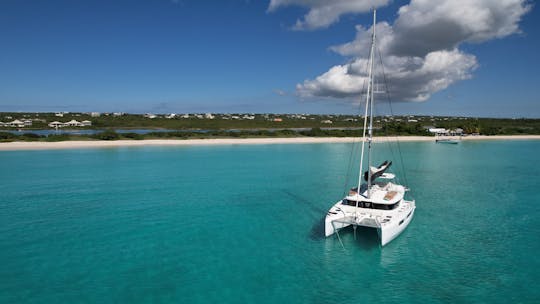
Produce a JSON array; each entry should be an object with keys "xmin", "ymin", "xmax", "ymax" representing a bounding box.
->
[
  {"xmin": 325, "ymin": 182, "xmax": 415, "ymax": 246},
  {"xmin": 347, "ymin": 182, "xmax": 405, "ymax": 205}
]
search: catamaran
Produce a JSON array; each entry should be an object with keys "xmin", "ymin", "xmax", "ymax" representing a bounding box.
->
[
  {"xmin": 324, "ymin": 10, "xmax": 415, "ymax": 246},
  {"xmin": 435, "ymin": 133, "xmax": 461, "ymax": 144}
]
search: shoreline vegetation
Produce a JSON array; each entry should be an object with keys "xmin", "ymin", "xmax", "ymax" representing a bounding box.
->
[
  {"xmin": 1, "ymin": 135, "xmax": 539, "ymax": 151},
  {"xmin": 2, "ymin": 112, "xmax": 540, "ymax": 150}
]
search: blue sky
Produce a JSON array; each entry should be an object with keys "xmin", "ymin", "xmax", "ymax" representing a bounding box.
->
[{"xmin": 0, "ymin": 0, "xmax": 538, "ymax": 117}]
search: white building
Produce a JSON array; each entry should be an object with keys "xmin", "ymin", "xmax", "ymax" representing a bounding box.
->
[
  {"xmin": 48, "ymin": 121, "xmax": 65, "ymax": 128},
  {"xmin": 64, "ymin": 120, "xmax": 84, "ymax": 127},
  {"xmin": 428, "ymin": 128, "xmax": 448, "ymax": 135},
  {"xmin": 7, "ymin": 120, "xmax": 25, "ymax": 128},
  {"xmin": 48, "ymin": 120, "xmax": 90, "ymax": 128}
]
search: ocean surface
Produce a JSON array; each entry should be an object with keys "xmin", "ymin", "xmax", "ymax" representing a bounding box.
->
[{"xmin": 1, "ymin": 140, "xmax": 539, "ymax": 303}]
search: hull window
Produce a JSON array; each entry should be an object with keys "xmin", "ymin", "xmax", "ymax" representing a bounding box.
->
[{"xmin": 342, "ymin": 200, "xmax": 399, "ymax": 210}]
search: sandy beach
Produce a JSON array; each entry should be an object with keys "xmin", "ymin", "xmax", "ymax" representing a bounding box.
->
[{"xmin": 0, "ymin": 135, "xmax": 539, "ymax": 151}]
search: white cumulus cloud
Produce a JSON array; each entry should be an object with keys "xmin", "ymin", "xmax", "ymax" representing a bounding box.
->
[
  {"xmin": 390, "ymin": 0, "xmax": 532, "ymax": 56},
  {"xmin": 268, "ymin": 0, "xmax": 390, "ymax": 30},
  {"xmin": 293, "ymin": 0, "xmax": 531, "ymax": 102},
  {"xmin": 299, "ymin": 49, "xmax": 478, "ymax": 102}
]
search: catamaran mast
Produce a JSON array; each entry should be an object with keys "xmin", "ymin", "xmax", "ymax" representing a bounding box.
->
[
  {"xmin": 367, "ymin": 9, "xmax": 376, "ymax": 197},
  {"xmin": 357, "ymin": 9, "xmax": 377, "ymax": 199}
]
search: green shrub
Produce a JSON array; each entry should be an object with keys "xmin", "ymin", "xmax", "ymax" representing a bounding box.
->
[
  {"xmin": 94, "ymin": 130, "xmax": 120, "ymax": 140},
  {"xmin": 122, "ymin": 132, "xmax": 144, "ymax": 140},
  {"xmin": 20, "ymin": 133, "xmax": 42, "ymax": 141},
  {"xmin": 46, "ymin": 134, "xmax": 71, "ymax": 142},
  {"xmin": 480, "ymin": 126, "xmax": 500, "ymax": 136},
  {"xmin": 0, "ymin": 132, "xmax": 17, "ymax": 142}
]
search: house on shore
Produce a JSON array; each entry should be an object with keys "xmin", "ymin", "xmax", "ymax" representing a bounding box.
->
[
  {"xmin": 48, "ymin": 120, "xmax": 91, "ymax": 128},
  {"xmin": 48, "ymin": 121, "xmax": 65, "ymax": 128},
  {"xmin": 6, "ymin": 120, "xmax": 26, "ymax": 128},
  {"xmin": 428, "ymin": 127, "xmax": 464, "ymax": 136}
]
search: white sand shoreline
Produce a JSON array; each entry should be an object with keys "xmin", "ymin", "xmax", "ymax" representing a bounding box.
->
[{"xmin": 1, "ymin": 135, "xmax": 539, "ymax": 151}]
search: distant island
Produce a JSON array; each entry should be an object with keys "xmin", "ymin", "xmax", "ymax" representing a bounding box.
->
[{"xmin": 1, "ymin": 111, "xmax": 539, "ymax": 142}]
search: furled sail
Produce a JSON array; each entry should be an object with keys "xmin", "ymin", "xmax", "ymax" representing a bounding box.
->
[{"xmin": 364, "ymin": 160, "xmax": 392, "ymax": 182}]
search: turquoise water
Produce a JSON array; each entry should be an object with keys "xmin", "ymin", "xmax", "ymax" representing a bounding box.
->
[{"xmin": 1, "ymin": 141, "xmax": 539, "ymax": 303}]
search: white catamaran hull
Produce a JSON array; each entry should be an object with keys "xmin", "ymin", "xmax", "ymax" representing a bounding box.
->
[
  {"xmin": 379, "ymin": 204, "xmax": 415, "ymax": 246},
  {"xmin": 325, "ymin": 200, "xmax": 415, "ymax": 246},
  {"xmin": 324, "ymin": 210, "xmax": 350, "ymax": 237}
]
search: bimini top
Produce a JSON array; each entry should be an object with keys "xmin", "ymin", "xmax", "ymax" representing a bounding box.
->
[{"xmin": 364, "ymin": 160, "xmax": 392, "ymax": 183}]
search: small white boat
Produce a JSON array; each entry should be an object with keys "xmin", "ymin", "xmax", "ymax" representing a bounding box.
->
[
  {"xmin": 324, "ymin": 9, "xmax": 415, "ymax": 247},
  {"xmin": 436, "ymin": 138, "xmax": 459, "ymax": 144}
]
